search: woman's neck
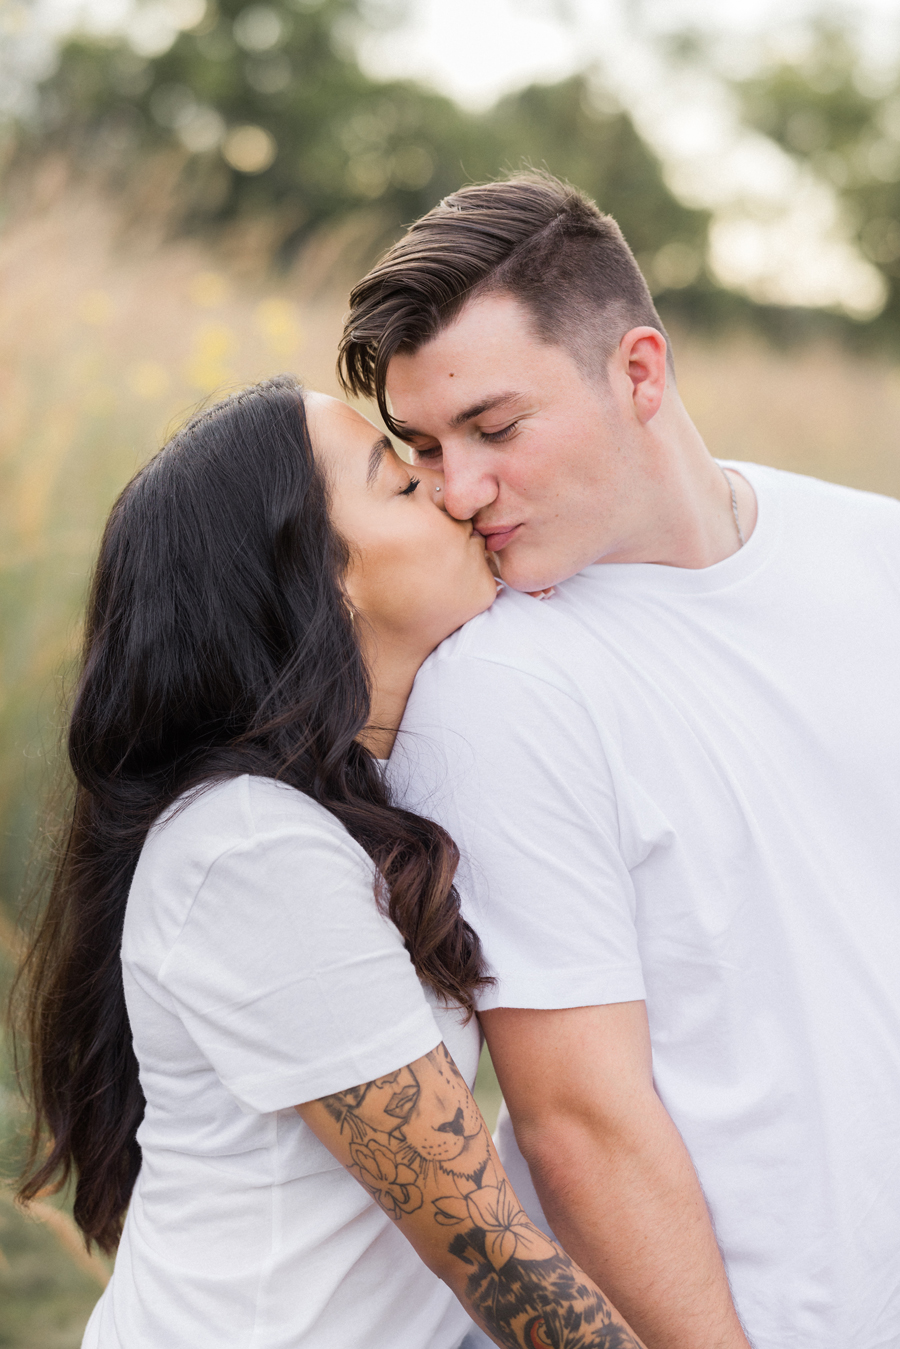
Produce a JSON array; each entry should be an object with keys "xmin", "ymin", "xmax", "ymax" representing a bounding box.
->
[{"xmin": 357, "ymin": 632, "xmax": 425, "ymax": 759}]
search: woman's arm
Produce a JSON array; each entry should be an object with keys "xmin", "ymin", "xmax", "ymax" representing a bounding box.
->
[{"xmin": 297, "ymin": 1041, "xmax": 645, "ymax": 1349}]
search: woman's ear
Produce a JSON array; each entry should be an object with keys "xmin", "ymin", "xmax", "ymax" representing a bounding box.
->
[
  {"xmin": 340, "ymin": 552, "xmax": 365, "ymax": 620},
  {"xmin": 618, "ymin": 326, "xmax": 669, "ymax": 424}
]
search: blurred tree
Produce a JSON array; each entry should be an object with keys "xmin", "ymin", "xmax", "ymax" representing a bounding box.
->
[
  {"xmin": 22, "ymin": 0, "xmax": 491, "ymax": 256},
  {"xmin": 14, "ymin": 0, "xmax": 709, "ymax": 272},
  {"xmin": 485, "ymin": 74, "xmax": 710, "ymax": 298},
  {"xmin": 735, "ymin": 22, "xmax": 900, "ymax": 339}
]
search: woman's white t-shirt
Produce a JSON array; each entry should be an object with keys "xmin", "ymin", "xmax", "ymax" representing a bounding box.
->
[{"xmin": 82, "ymin": 774, "xmax": 479, "ymax": 1349}]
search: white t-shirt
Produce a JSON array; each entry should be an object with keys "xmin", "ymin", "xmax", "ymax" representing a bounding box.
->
[
  {"xmin": 389, "ymin": 463, "xmax": 900, "ymax": 1349},
  {"xmin": 82, "ymin": 774, "xmax": 479, "ymax": 1349}
]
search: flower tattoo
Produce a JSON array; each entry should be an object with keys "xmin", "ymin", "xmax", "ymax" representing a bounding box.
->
[
  {"xmin": 432, "ymin": 1180, "xmax": 557, "ymax": 1269},
  {"xmin": 349, "ymin": 1140, "xmax": 423, "ymax": 1218},
  {"xmin": 465, "ymin": 1181, "xmax": 557, "ymax": 1270}
]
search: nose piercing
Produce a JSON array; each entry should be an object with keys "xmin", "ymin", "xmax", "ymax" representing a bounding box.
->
[{"xmin": 435, "ymin": 485, "xmax": 442, "ymax": 493}]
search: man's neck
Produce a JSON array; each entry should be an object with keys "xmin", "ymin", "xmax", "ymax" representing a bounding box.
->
[{"xmin": 601, "ymin": 398, "xmax": 758, "ymax": 570}]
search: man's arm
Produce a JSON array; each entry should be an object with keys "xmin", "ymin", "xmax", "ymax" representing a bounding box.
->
[
  {"xmin": 482, "ymin": 1002, "xmax": 752, "ymax": 1349},
  {"xmin": 298, "ymin": 1042, "xmax": 645, "ymax": 1349}
]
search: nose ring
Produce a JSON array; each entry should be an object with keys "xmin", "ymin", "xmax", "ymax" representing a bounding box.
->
[{"xmin": 435, "ymin": 485, "xmax": 442, "ymax": 493}]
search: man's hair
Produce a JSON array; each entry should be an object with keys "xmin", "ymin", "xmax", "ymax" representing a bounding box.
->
[{"xmin": 338, "ymin": 171, "xmax": 671, "ymax": 436}]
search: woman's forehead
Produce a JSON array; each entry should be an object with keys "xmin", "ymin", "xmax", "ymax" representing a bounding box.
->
[{"xmin": 306, "ymin": 393, "xmax": 383, "ymax": 480}]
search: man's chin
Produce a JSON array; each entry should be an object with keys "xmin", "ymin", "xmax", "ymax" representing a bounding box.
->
[
  {"xmin": 501, "ymin": 572, "xmax": 561, "ymax": 595},
  {"xmin": 496, "ymin": 543, "xmax": 586, "ymax": 593}
]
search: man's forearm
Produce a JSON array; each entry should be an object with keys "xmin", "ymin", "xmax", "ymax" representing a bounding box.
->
[
  {"xmin": 517, "ymin": 1099, "xmax": 751, "ymax": 1349},
  {"xmin": 484, "ymin": 1002, "xmax": 751, "ymax": 1349}
]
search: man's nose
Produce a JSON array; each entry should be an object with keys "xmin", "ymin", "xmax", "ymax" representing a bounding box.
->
[{"xmin": 439, "ymin": 449, "xmax": 498, "ymax": 522}]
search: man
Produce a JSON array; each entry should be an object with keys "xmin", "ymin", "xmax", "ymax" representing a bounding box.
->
[{"xmin": 338, "ymin": 174, "xmax": 900, "ymax": 1349}]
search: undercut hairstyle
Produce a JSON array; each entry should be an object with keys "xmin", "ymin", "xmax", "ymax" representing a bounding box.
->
[
  {"xmin": 338, "ymin": 171, "xmax": 672, "ymax": 437},
  {"xmin": 13, "ymin": 375, "xmax": 489, "ymax": 1255}
]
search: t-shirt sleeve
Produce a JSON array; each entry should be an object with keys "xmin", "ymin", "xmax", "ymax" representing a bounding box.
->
[
  {"xmin": 392, "ymin": 654, "xmax": 646, "ymax": 1012},
  {"xmin": 158, "ymin": 817, "xmax": 443, "ymax": 1114}
]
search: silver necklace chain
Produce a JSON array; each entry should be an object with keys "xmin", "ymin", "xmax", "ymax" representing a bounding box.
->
[{"xmin": 720, "ymin": 466, "xmax": 744, "ymax": 549}]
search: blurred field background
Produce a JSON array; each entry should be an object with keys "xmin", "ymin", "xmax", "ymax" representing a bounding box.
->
[{"xmin": 2, "ymin": 0, "xmax": 900, "ymax": 1341}]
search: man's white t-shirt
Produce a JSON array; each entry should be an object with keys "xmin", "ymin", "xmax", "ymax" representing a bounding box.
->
[
  {"xmin": 390, "ymin": 463, "xmax": 900, "ymax": 1349},
  {"xmin": 82, "ymin": 775, "xmax": 479, "ymax": 1349}
]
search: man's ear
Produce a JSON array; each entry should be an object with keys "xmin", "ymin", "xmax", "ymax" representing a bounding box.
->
[{"xmin": 617, "ymin": 327, "xmax": 668, "ymax": 424}]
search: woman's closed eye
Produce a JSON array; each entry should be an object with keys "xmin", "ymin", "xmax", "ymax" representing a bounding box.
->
[{"xmin": 398, "ymin": 476, "xmax": 420, "ymax": 496}]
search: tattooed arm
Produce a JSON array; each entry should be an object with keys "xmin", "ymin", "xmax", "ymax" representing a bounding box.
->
[{"xmin": 296, "ymin": 1042, "xmax": 646, "ymax": 1349}]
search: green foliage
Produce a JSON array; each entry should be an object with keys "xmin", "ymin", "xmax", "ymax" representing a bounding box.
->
[
  {"xmin": 23, "ymin": 0, "xmax": 709, "ymax": 273},
  {"xmin": 735, "ymin": 23, "xmax": 900, "ymax": 336},
  {"xmin": 0, "ymin": 1197, "xmax": 101, "ymax": 1349},
  {"xmin": 485, "ymin": 75, "xmax": 707, "ymax": 266},
  {"xmin": 30, "ymin": 0, "xmax": 481, "ymax": 249}
]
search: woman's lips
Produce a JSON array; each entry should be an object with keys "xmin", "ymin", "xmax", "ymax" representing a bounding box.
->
[
  {"xmin": 386, "ymin": 1084, "xmax": 420, "ymax": 1118},
  {"xmin": 478, "ymin": 523, "xmax": 520, "ymax": 551}
]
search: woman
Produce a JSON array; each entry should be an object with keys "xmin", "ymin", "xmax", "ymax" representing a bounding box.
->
[{"xmin": 15, "ymin": 377, "xmax": 643, "ymax": 1349}]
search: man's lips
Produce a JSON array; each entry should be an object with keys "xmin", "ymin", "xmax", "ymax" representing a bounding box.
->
[{"xmin": 476, "ymin": 523, "xmax": 520, "ymax": 551}]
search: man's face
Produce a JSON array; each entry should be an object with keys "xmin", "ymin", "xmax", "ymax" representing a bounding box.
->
[{"xmin": 385, "ymin": 292, "xmax": 645, "ymax": 592}]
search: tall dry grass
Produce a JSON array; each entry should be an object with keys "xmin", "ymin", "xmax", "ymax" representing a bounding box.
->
[
  {"xmin": 0, "ymin": 159, "xmax": 357, "ymax": 905},
  {"xmin": 0, "ymin": 162, "xmax": 363, "ymax": 1347},
  {"xmin": 1, "ymin": 162, "xmax": 899, "ymax": 1345},
  {"xmin": 674, "ymin": 331, "xmax": 900, "ymax": 498}
]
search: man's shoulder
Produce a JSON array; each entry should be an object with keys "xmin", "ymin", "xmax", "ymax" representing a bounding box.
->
[
  {"xmin": 394, "ymin": 591, "xmax": 612, "ymax": 815},
  {"xmin": 737, "ymin": 460, "xmax": 900, "ymax": 529},
  {"xmin": 400, "ymin": 589, "xmax": 604, "ymax": 761},
  {"xmin": 426, "ymin": 584, "xmax": 592, "ymax": 683},
  {"xmin": 735, "ymin": 462, "xmax": 900, "ymax": 587}
]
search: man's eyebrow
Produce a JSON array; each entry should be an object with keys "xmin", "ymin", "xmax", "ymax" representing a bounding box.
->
[
  {"xmin": 393, "ymin": 392, "xmax": 526, "ymax": 443},
  {"xmin": 450, "ymin": 391, "xmax": 525, "ymax": 429},
  {"xmin": 366, "ymin": 435, "xmax": 392, "ymax": 487}
]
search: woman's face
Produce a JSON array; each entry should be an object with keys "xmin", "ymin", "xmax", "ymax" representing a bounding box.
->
[
  {"xmin": 307, "ymin": 395, "xmax": 497, "ymax": 655},
  {"xmin": 396, "ymin": 1050, "xmax": 486, "ymax": 1174}
]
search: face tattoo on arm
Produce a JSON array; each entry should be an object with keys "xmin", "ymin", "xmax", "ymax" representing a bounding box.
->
[{"xmin": 302, "ymin": 1044, "xmax": 644, "ymax": 1349}]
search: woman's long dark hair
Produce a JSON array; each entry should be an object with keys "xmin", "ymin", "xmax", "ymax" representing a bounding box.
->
[{"xmin": 13, "ymin": 375, "xmax": 489, "ymax": 1254}]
